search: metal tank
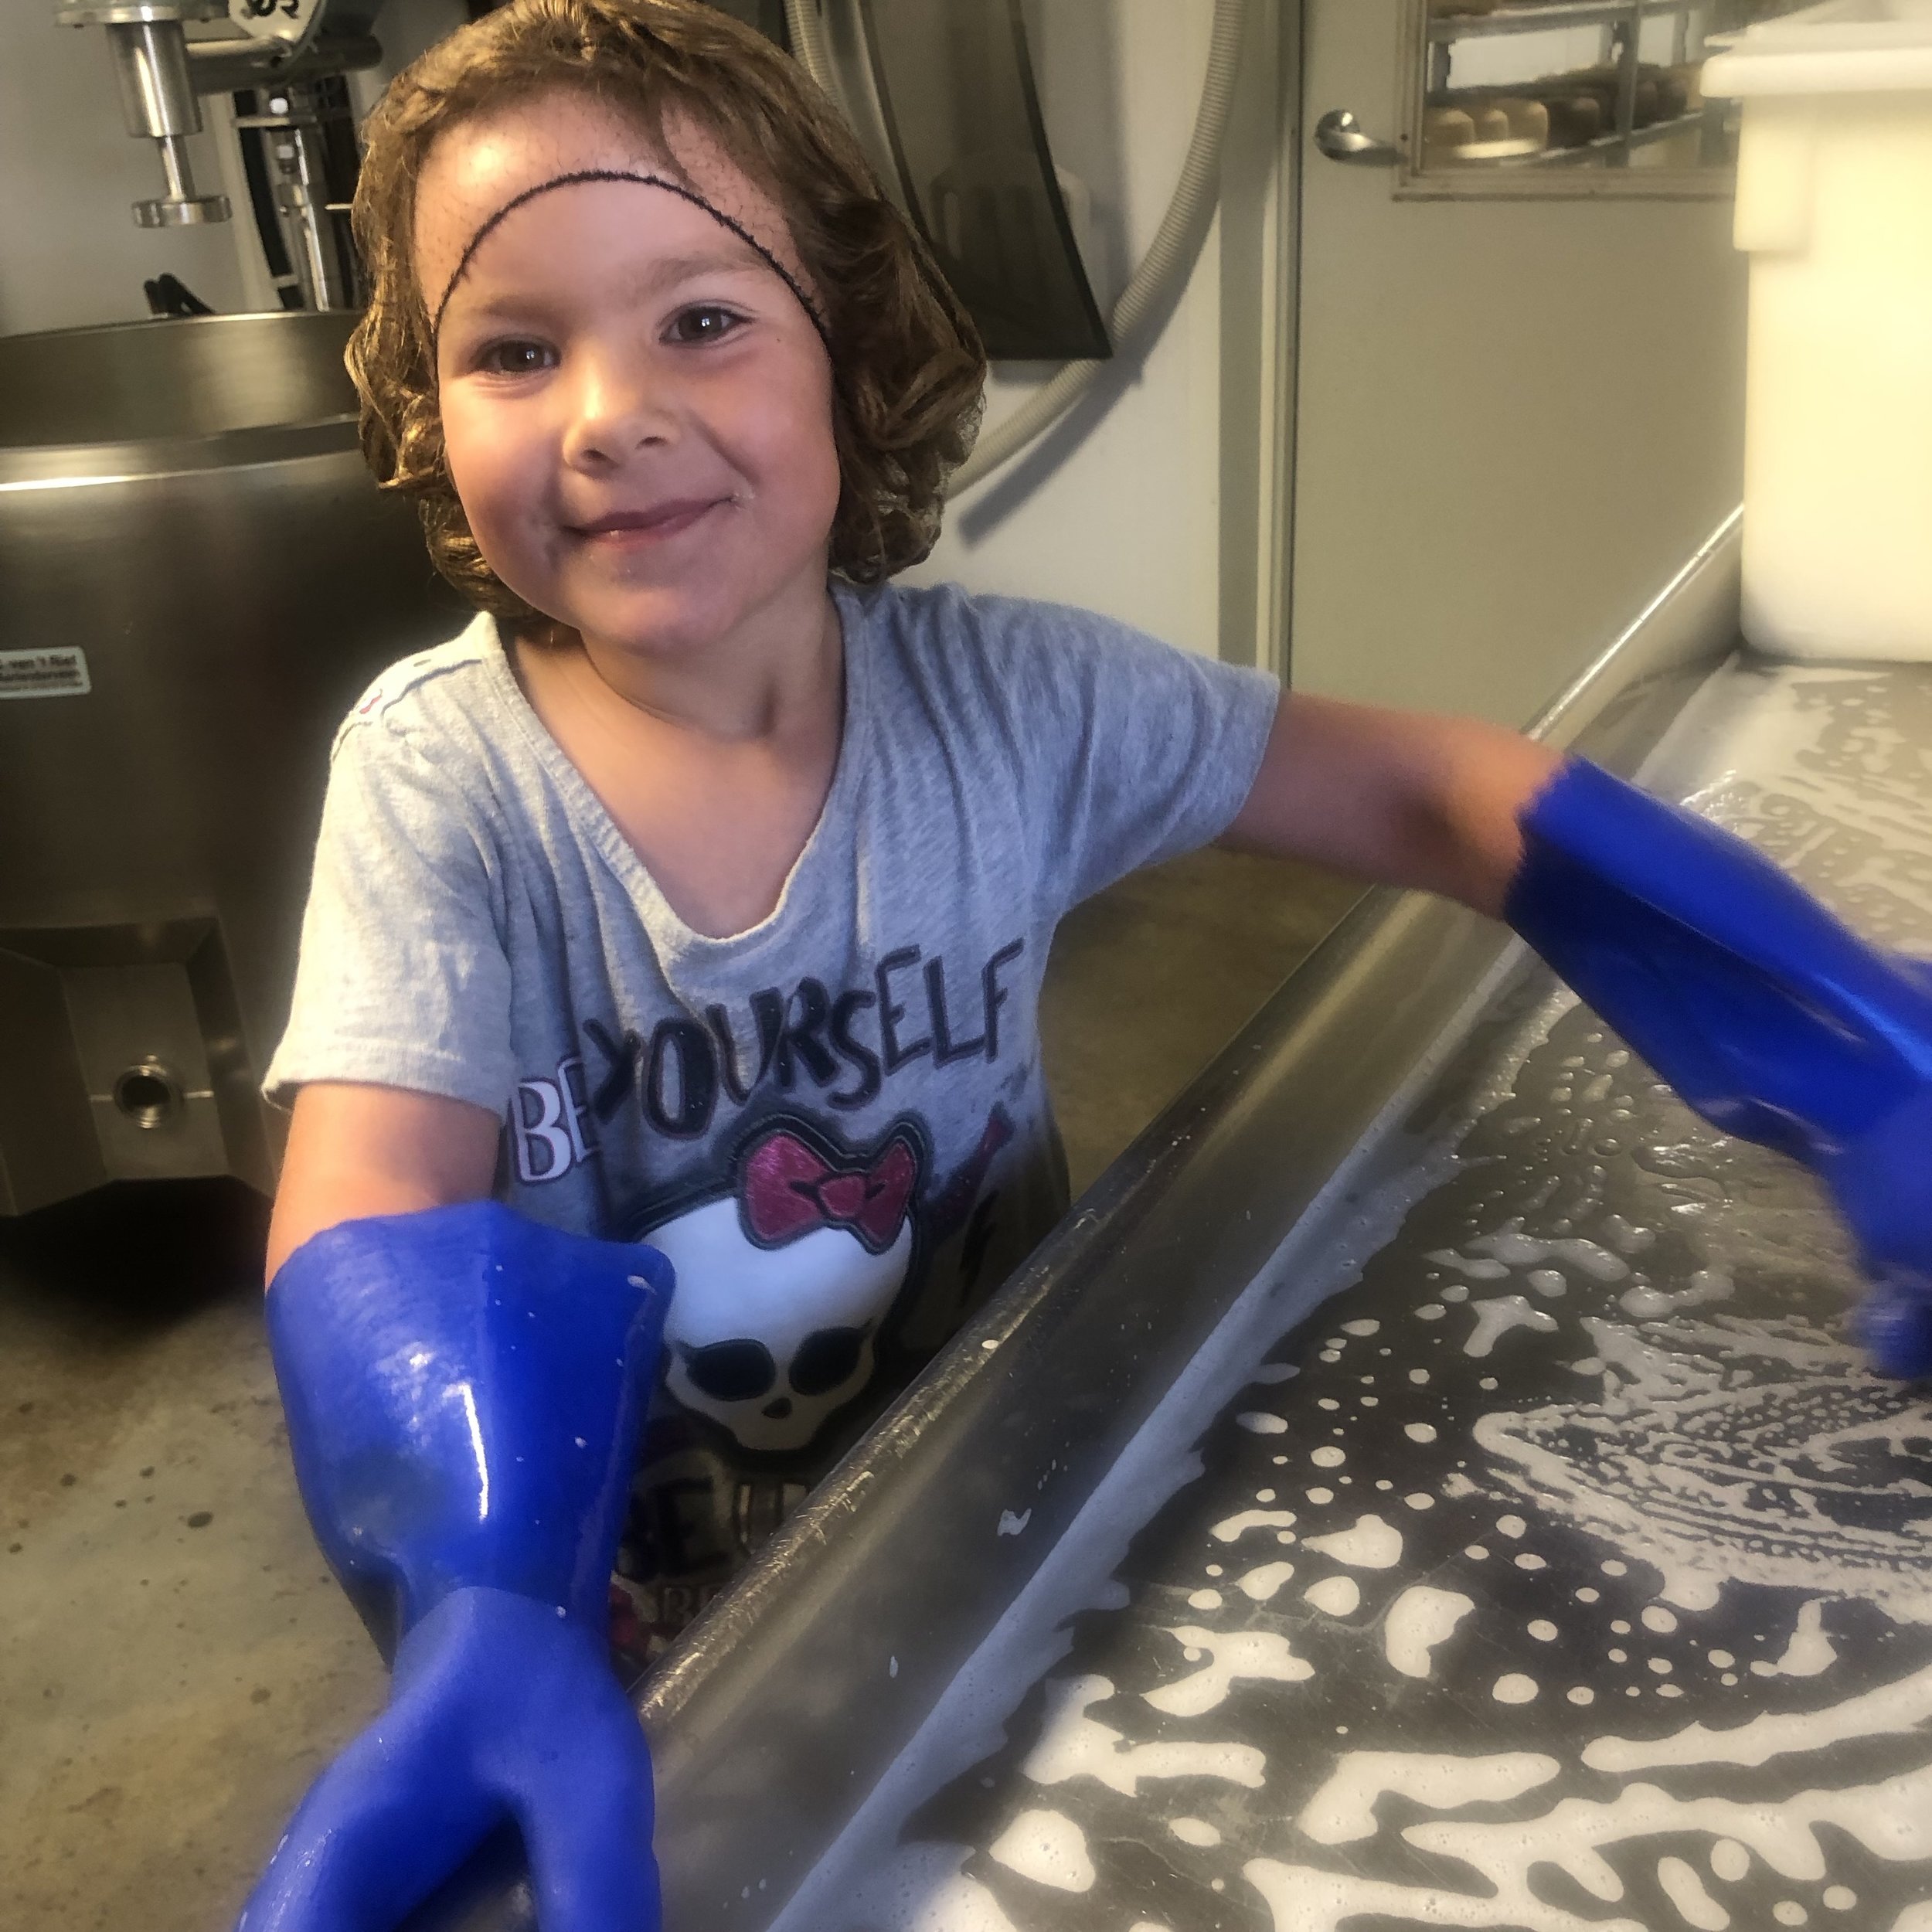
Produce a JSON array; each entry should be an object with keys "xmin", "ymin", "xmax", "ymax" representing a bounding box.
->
[{"xmin": 0, "ymin": 311, "xmax": 463, "ymax": 1215}]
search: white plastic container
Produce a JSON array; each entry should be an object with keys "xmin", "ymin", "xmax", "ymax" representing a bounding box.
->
[{"xmin": 1703, "ymin": 2, "xmax": 1932, "ymax": 660}]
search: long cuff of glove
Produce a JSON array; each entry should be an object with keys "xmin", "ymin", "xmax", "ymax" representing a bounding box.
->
[
  {"xmin": 266, "ymin": 1201, "xmax": 673, "ymax": 1661},
  {"xmin": 1504, "ymin": 757, "xmax": 1932, "ymax": 1161}
]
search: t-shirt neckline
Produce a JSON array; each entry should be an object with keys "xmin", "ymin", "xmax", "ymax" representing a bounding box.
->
[{"xmin": 474, "ymin": 577, "xmax": 873, "ymax": 962}]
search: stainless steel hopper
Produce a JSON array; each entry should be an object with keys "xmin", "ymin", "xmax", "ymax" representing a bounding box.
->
[{"xmin": 0, "ymin": 311, "xmax": 461, "ymax": 1213}]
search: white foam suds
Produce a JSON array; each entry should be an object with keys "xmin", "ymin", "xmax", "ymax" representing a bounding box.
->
[
  {"xmin": 1477, "ymin": 1315, "xmax": 1932, "ymax": 1621},
  {"xmin": 1427, "ymin": 1249, "xmax": 1509, "ymax": 1281},
  {"xmin": 1188, "ymin": 1588, "xmax": 1223, "ymax": 1611},
  {"xmin": 1529, "ymin": 1270, "xmax": 1567, "ymax": 1298},
  {"xmin": 1821, "ymin": 1886, "xmax": 1855, "ymax": 1910},
  {"xmin": 1304, "ymin": 1513, "xmax": 1403, "ymax": 1570},
  {"xmin": 1493, "ymin": 1673, "xmax": 1538, "ymax": 1704},
  {"xmin": 986, "ymin": 1809, "xmax": 1094, "ymax": 1892},
  {"xmin": 1657, "ymin": 1854, "xmax": 1729, "ymax": 1930},
  {"xmin": 1298, "ymin": 1750, "xmax": 1558, "ymax": 1845},
  {"xmin": 1641, "ymin": 1606, "xmax": 1679, "ymax": 1634},
  {"xmin": 1404, "ymin": 1422, "xmax": 1438, "ymax": 1444},
  {"xmin": 996, "ymin": 1509, "xmax": 1031, "ymax": 1538},
  {"xmin": 1236, "ymin": 1560, "xmax": 1295, "ymax": 1603},
  {"xmin": 1618, "ymin": 1269, "xmax": 1733, "ymax": 1320},
  {"xmin": 1145, "ymin": 1627, "xmax": 1314, "ymax": 1716},
  {"xmin": 1383, "ymin": 1587, "xmax": 1472, "ymax": 1679},
  {"xmin": 1709, "ymin": 1838, "xmax": 1750, "ymax": 1882},
  {"xmin": 1465, "ymin": 1295, "xmax": 1560, "ymax": 1358},
  {"xmin": 1469, "ymin": 1220, "xmax": 1630, "ymax": 1281},
  {"xmin": 1305, "ymin": 1575, "xmax": 1360, "ymax": 1617},
  {"xmin": 1021, "ymin": 1676, "xmax": 1264, "ymax": 1798},
  {"xmin": 1749, "ymin": 1600, "xmax": 1835, "ymax": 1679},
  {"xmin": 1342, "ymin": 1319, "xmax": 1380, "ymax": 1337},
  {"xmin": 1253, "ymin": 1758, "xmax": 1932, "ymax": 1932},
  {"xmin": 1168, "ymin": 1816, "xmax": 1221, "ymax": 1847},
  {"xmin": 1236, "ymin": 1411, "xmax": 1288, "ymax": 1435},
  {"xmin": 1310, "ymin": 1445, "xmax": 1345, "ymax": 1468},
  {"xmin": 1585, "ymin": 1651, "xmax": 1932, "ymax": 1773},
  {"xmin": 1529, "ymin": 1620, "xmax": 1558, "ymax": 1642},
  {"xmin": 1209, "ymin": 1508, "xmax": 1296, "ymax": 1543}
]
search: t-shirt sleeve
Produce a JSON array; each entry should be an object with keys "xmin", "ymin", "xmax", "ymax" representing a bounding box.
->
[
  {"xmin": 966, "ymin": 593, "xmax": 1281, "ymax": 917},
  {"xmin": 263, "ymin": 713, "xmax": 515, "ymax": 1114}
]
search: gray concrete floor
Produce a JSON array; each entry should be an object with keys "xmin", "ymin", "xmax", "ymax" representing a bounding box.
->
[{"xmin": 0, "ymin": 846, "xmax": 1359, "ymax": 1932}]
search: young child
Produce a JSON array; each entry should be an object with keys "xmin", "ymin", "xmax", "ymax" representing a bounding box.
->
[
  {"xmin": 265, "ymin": 0, "xmax": 1559, "ymax": 1659},
  {"xmin": 246, "ymin": 2, "xmax": 1932, "ymax": 1926}
]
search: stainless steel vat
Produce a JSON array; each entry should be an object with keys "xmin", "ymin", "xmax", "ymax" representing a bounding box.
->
[{"xmin": 0, "ymin": 311, "xmax": 463, "ymax": 1214}]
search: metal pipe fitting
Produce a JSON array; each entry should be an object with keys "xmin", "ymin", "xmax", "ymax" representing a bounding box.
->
[{"xmin": 59, "ymin": 0, "xmax": 231, "ymax": 226}]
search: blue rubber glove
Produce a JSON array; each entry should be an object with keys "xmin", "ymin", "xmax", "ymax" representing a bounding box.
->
[
  {"xmin": 240, "ymin": 1201, "xmax": 673, "ymax": 1932},
  {"xmin": 1507, "ymin": 758, "xmax": 1932, "ymax": 1377}
]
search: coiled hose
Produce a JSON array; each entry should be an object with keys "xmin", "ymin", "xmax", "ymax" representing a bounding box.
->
[{"xmin": 783, "ymin": 0, "xmax": 1250, "ymax": 498}]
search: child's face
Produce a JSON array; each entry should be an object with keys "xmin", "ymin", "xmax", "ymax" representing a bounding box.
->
[{"xmin": 417, "ymin": 89, "xmax": 841, "ymax": 658}]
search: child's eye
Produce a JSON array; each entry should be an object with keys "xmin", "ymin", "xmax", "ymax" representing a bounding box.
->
[
  {"xmin": 474, "ymin": 338, "xmax": 556, "ymax": 376},
  {"xmin": 668, "ymin": 305, "xmax": 744, "ymax": 345}
]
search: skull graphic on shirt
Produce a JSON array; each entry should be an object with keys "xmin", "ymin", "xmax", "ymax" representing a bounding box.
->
[{"xmin": 642, "ymin": 1121, "xmax": 924, "ymax": 1454}]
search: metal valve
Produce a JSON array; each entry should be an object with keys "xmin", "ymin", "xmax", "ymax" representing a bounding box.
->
[{"xmin": 58, "ymin": 0, "xmax": 233, "ymax": 227}]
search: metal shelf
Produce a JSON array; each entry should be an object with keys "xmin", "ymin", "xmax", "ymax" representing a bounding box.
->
[
  {"xmin": 1427, "ymin": 0, "xmax": 1702, "ymax": 43},
  {"xmin": 1518, "ymin": 103, "xmax": 1722, "ymax": 163},
  {"xmin": 1422, "ymin": 106, "xmax": 1719, "ymax": 168}
]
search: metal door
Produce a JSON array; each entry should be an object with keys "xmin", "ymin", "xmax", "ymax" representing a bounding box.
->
[{"xmin": 1287, "ymin": 0, "xmax": 1749, "ymax": 725}]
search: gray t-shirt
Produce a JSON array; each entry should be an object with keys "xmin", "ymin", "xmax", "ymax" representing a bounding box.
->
[{"xmin": 267, "ymin": 572, "xmax": 1277, "ymax": 1648}]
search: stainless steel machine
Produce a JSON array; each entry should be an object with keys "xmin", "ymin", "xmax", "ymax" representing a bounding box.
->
[
  {"xmin": 0, "ymin": 312, "xmax": 461, "ymax": 1214},
  {"xmin": 386, "ymin": 515, "xmax": 1932, "ymax": 1930},
  {"xmin": 58, "ymin": 0, "xmax": 386, "ymax": 311}
]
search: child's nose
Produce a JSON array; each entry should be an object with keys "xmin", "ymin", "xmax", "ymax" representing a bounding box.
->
[{"xmin": 560, "ymin": 350, "xmax": 675, "ymax": 467}]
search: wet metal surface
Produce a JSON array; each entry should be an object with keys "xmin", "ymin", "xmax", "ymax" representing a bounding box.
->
[{"xmin": 786, "ymin": 662, "xmax": 1932, "ymax": 1930}]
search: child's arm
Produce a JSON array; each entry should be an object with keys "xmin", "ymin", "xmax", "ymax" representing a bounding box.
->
[
  {"xmin": 267, "ymin": 1083, "xmax": 502, "ymax": 1282},
  {"xmin": 255, "ymin": 1085, "xmax": 670, "ymax": 1930},
  {"xmin": 1219, "ymin": 691, "xmax": 1562, "ymax": 915}
]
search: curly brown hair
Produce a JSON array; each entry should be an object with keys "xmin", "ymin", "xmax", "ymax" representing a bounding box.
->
[{"xmin": 346, "ymin": 0, "xmax": 987, "ymax": 617}]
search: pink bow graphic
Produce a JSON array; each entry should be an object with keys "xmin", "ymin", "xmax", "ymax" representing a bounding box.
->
[{"xmin": 740, "ymin": 1128, "xmax": 920, "ymax": 1254}]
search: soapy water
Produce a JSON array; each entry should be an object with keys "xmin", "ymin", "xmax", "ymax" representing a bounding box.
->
[{"xmin": 791, "ymin": 668, "xmax": 1932, "ymax": 1930}]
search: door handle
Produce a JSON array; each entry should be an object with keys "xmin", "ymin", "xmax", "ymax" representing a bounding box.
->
[{"xmin": 1313, "ymin": 109, "xmax": 1400, "ymax": 165}]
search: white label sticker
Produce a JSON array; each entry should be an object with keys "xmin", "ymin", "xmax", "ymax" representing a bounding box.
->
[{"xmin": 0, "ymin": 647, "xmax": 90, "ymax": 699}]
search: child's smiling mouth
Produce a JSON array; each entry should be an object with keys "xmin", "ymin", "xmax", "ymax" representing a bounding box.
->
[{"xmin": 570, "ymin": 497, "xmax": 727, "ymax": 545}]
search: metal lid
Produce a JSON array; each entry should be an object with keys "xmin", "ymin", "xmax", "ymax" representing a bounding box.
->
[{"xmin": 0, "ymin": 311, "xmax": 362, "ymax": 486}]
